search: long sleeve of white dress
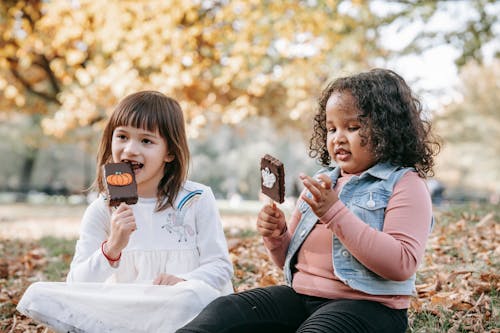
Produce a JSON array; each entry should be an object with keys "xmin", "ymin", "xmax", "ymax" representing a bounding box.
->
[
  {"xmin": 175, "ymin": 187, "xmax": 234, "ymax": 289},
  {"xmin": 66, "ymin": 197, "xmax": 115, "ymax": 282}
]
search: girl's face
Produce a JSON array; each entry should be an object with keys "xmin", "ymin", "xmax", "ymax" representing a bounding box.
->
[
  {"xmin": 326, "ymin": 91, "xmax": 377, "ymax": 174},
  {"xmin": 111, "ymin": 126, "xmax": 174, "ymax": 197}
]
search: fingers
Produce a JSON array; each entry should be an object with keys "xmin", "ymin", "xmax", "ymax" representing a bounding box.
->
[
  {"xmin": 153, "ymin": 274, "xmax": 184, "ymax": 285},
  {"xmin": 299, "ymin": 172, "xmax": 339, "ymax": 218},
  {"xmin": 257, "ymin": 220, "xmax": 278, "ymax": 237},
  {"xmin": 111, "ymin": 203, "xmax": 137, "ymax": 235},
  {"xmin": 256, "ymin": 204, "xmax": 283, "ymax": 237},
  {"xmin": 107, "ymin": 203, "xmax": 137, "ymax": 254},
  {"xmin": 114, "ymin": 203, "xmax": 134, "ymax": 218},
  {"xmin": 299, "ymin": 175, "xmax": 319, "ymax": 205},
  {"xmin": 300, "ymin": 173, "xmax": 331, "ymax": 198},
  {"xmin": 316, "ymin": 174, "xmax": 333, "ymax": 189}
]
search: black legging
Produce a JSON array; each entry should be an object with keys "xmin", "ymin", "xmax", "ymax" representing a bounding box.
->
[{"xmin": 177, "ymin": 285, "xmax": 407, "ymax": 333}]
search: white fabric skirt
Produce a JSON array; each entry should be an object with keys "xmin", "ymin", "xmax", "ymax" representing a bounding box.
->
[{"xmin": 17, "ymin": 280, "xmax": 221, "ymax": 333}]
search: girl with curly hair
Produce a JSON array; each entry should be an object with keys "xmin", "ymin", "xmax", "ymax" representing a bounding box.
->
[{"xmin": 178, "ymin": 68, "xmax": 440, "ymax": 333}]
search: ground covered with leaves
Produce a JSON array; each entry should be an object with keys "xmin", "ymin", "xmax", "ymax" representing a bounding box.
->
[{"xmin": 0, "ymin": 203, "xmax": 498, "ymax": 333}]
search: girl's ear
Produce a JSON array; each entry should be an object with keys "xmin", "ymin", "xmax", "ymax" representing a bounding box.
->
[{"xmin": 165, "ymin": 154, "xmax": 175, "ymax": 163}]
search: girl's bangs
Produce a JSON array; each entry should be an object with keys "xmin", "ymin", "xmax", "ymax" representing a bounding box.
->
[{"xmin": 112, "ymin": 103, "xmax": 160, "ymax": 133}]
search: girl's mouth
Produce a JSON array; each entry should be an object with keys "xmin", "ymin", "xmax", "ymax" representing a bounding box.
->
[
  {"xmin": 335, "ymin": 148, "xmax": 350, "ymax": 161},
  {"xmin": 122, "ymin": 160, "xmax": 144, "ymax": 172}
]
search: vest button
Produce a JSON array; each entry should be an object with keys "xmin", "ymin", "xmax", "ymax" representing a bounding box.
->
[
  {"xmin": 341, "ymin": 250, "xmax": 349, "ymax": 257},
  {"xmin": 300, "ymin": 229, "xmax": 307, "ymax": 237}
]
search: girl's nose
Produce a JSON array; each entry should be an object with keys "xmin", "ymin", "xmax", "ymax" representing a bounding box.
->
[
  {"xmin": 123, "ymin": 140, "xmax": 139, "ymax": 155},
  {"xmin": 333, "ymin": 131, "xmax": 347, "ymax": 144}
]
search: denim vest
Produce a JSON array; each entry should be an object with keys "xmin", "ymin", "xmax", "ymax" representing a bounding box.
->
[{"xmin": 284, "ymin": 162, "xmax": 421, "ymax": 296}]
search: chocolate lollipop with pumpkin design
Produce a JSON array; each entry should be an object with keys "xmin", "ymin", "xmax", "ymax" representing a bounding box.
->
[
  {"xmin": 103, "ymin": 162, "xmax": 138, "ymax": 207},
  {"xmin": 260, "ymin": 154, "xmax": 285, "ymax": 204}
]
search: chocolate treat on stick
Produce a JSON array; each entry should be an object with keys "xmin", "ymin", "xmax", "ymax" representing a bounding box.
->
[
  {"xmin": 103, "ymin": 162, "xmax": 138, "ymax": 207},
  {"xmin": 260, "ymin": 154, "xmax": 285, "ymax": 204}
]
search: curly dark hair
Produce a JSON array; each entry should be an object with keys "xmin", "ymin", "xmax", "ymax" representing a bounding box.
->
[{"xmin": 309, "ymin": 68, "xmax": 440, "ymax": 178}]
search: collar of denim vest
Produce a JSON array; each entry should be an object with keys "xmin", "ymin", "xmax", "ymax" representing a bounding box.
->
[
  {"xmin": 357, "ymin": 162, "xmax": 400, "ymax": 180},
  {"xmin": 327, "ymin": 161, "xmax": 400, "ymax": 182}
]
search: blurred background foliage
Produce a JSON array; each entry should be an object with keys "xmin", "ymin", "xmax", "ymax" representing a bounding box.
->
[{"xmin": 0, "ymin": 0, "xmax": 499, "ymax": 201}]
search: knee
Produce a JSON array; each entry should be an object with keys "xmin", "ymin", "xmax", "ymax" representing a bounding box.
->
[
  {"xmin": 176, "ymin": 295, "xmax": 237, "ymax": 333},
  {"xmin": 191, "ymin": 294, "xmax": 240, "ymax": 320},
  {"xmin": 203, "ymin": 294, "xmax": 235, "ymax": 312}
]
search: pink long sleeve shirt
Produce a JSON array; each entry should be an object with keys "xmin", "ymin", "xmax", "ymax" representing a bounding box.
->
[{"xmin": 263, "ymin": 171, "xmax": 433, "ymax": 309}]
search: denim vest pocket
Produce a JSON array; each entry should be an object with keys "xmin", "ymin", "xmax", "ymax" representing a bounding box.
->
[
  {"xmin": 338, "ymin": 251, "xmax": 382, "ymax": 278},
  {"xmin": 350, "ymin": 190, "xmax": 390, "ymax": 230}
]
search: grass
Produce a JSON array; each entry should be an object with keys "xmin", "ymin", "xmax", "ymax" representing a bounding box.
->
[
  {"xmin": 38, "ymin": 236, "xmax": 76, "ymax": 281},
  {"xmin": 409, "ymin": 309, "xmax": 455, "ymax": 333},
  {"xmin": 407, "ymin": 202, "xmax": 499, "ymax": 332},
  {"xmin": 0, "ymin": 201, "xmax": 498, "ymax": 332}
]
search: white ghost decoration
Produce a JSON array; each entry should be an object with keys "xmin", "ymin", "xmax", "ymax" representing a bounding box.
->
[{"xmin": 261, "ymin": 167, "xmax": 276, "ymax": 188}]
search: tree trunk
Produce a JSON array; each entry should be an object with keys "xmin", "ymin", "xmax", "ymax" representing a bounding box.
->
[{"xmin": 15, "ymin": 146, "xmax": 38, "ymax": 202}]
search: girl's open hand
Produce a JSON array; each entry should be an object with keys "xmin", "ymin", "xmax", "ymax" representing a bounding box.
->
[
  {"xmin": 256, "ymin": 203, "xmax": 286, "ymax": 238},
  {"xmin": 153, "ymin": 273, "xmax": 185, "ymax": 286},
  {"xmin": 300, "ymin": 173, "xmax": 338, "ymax": 218},
  {"xmin": 106, "ymin": 203, "xmax": 136, "ymax": 257}
]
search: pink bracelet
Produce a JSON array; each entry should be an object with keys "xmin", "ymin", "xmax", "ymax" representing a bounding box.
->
[{"xmin": 101, "ymin": 240, "xmax": 121, "ymax": 262}]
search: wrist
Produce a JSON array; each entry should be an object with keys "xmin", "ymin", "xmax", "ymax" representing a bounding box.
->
[
  {"xmin": 101, "ymin": 240, "xmax": 121, "ymax": 262},
  {"xmin": 277, "ymin": 224, "xmax": 288, "ymax": 236},
  {"xmin": 319, "ymin": 200, "xmax": 343, "ymax": 224},
  {"xmin": 269, "ymin": 224, "xmax": 287, "ymax": 238}
]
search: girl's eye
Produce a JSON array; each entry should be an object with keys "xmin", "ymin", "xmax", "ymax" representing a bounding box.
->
[
  {"xmin": 116, "ymin": 134, "xmax": 127, "ymax": 140},
  {"xmin": 327, "ymin": 128, "xmax": 336, "ymax": 133},
  {"xmin": 142, "ymin": 138, "xmax": 153, "ymax": 144},
  {"xmin": 348, "ymin": 126, "xmax": 360, "ymax": 132}
]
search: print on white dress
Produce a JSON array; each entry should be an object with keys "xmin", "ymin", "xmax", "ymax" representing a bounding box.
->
[{"xmin": 161, "ymin": 190, "xmax": 202, "ymax": 242}]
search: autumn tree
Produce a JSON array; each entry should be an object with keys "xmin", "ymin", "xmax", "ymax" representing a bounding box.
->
[
  {"xmin": 378, "ymin": 0, "xmax": 500, "ymax": 67},
  {"xmin": 0, "ymin": 0, "xmax": 499, "ymax": 194},
  {"xmin": 434, "ymin": 60, "xmax": 500, "ymax": 194},
  {"xmin": 0, "ymin": 0, "xmax": 384, "ymax": 191}
]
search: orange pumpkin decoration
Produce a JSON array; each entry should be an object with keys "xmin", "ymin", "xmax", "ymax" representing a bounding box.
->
[{"xmin": 106, "ymin": 172, "xmax": 133, "ymax": 186}]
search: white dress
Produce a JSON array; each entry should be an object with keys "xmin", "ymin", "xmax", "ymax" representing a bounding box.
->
[{"xmin": 17, "ymin": 181, "xmax": 234, "ymax": 333}]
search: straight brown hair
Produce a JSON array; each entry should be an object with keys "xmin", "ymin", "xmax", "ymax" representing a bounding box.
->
[{"xmin": 93, "ymin": 91, "xmax": 190, "ymax": 211}]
